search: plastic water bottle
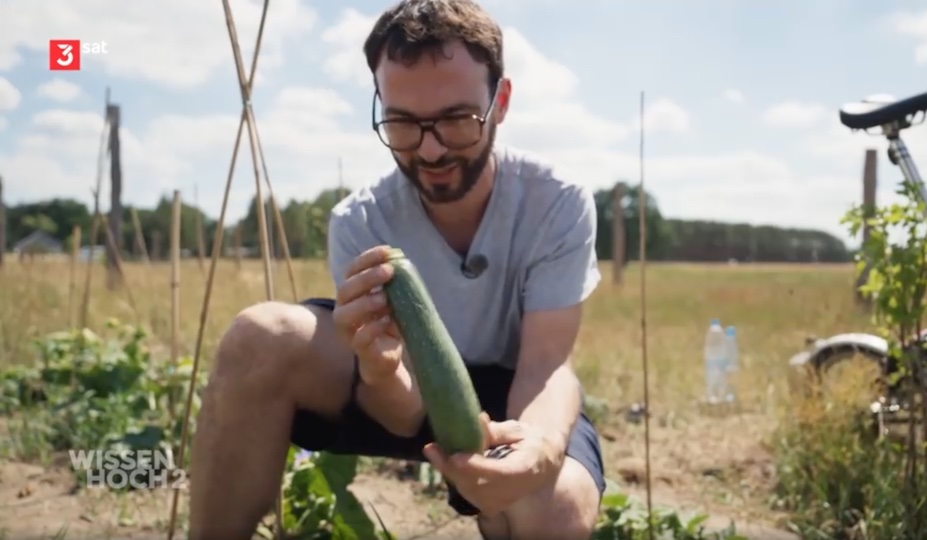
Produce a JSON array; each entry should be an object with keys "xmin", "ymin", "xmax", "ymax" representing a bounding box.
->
[
  {"xmin": 723, "ymin": 326, "xmax": 738, "ymax": 403},
  {"xmin": 704, "ymin": 319, "xmax": 727, "ymax": 404}
]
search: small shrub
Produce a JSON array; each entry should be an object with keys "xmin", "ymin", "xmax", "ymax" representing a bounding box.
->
[
  {"xmin": 772, "ymin": 401, "xmax": 916, "ymax": 539},
  {"xmin": 0, "ymin": 320, "xmax": 200, "ymax": 469},
  {"xmin": 772, "ymin": 174, "xmax": 927, "ymax": 539}
]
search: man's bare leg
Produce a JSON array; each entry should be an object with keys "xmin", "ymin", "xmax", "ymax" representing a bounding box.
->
[
  {"xmin": 187, "ymin": 301, "xmax": 355, "ymax": 540},
  {"xmin": 477, "ymin": 457, "xmax": 600, "ymax": 540}
]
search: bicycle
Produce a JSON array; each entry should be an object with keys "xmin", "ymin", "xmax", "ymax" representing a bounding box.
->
[{"xmin": 789, "ymin": 89, "xmax": 927, "ymax": 435}]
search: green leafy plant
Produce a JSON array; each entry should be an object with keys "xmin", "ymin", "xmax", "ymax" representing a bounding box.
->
[
  {"xmin": 773, "ymin": 176, "xmax": 927, "ymax": 539},
  {"xmin": 0, "ymin": 320, "xmax": 200, "ymax": 472},
  {"xmin": 0, "ymin": 320, "xmax": 391, "ymax": 538},
  {"xmin": 1, "ymin": 319, "xmax": 746, "ymax": 539},
  {"xmin": 256, "ymin": 448, "xmax": 395, "ymax": 540},
  {"xmin": 592, "ymin": 492, "xmax": 745, "ymax": 540}
]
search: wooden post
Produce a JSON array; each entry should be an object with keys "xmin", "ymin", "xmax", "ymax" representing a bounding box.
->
[
  {"xmin": 106, "ymin": 103, "xmax": 123, "ymax": 290},
  {"xmin": 0, "ymin": 174, "xmax": 5, "ymax": 268},
  {"xmin": 856, "ymin": 148, "xmax": 877, "ymax": 305},
  {"xmin": 612, "ymin": 182, "xmax": 627, "ymax": 285}
]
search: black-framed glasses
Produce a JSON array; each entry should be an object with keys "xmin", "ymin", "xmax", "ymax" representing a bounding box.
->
[{"xmin": 371, "ymin": 82, "xmax": 500, "ymax": 152}]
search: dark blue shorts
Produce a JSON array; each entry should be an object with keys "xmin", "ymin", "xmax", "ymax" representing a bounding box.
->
[{"xmin": 290, "ymin": 297, "xmax": 606, "ymax": 516}]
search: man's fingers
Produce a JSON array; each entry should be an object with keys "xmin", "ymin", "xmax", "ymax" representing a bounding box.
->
[
  {"xmin": 385, "ymin": 319, "xmax": 402, "ymax": 339},
  {"xmin": 477, "ymin": 412, "xmax": 492, "ymax": 451},
  {"xmin": 485, "ymin": 419, "xmax": 526, "ymax": 446},
  {"xmin": 335, "ymin": 265, "xmax": 394, "ymax": 307},
  {"xmin": 423, "ymin": 443, "xmax": 455, "ymax": 481},
  {"xmin": 333, "ymin": 292, "xmax": 389, "ymax": 332},
  {"xmin": 353, "ymin": 316, "xmax": 391, "ymax": 350},
  {"xmin": 342, "ymin": 246, "xmax": 393, "ymax": 282}
]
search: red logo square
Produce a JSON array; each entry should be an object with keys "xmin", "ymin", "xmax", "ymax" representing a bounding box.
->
[{"xmin": 49, "ymin": 40, "xmax": 81, "ymax": 71}]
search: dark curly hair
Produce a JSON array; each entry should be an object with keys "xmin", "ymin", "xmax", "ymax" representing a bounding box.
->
[{"xmin": 363, "ymin": 0, "xmax": 504, "ymax": 88}]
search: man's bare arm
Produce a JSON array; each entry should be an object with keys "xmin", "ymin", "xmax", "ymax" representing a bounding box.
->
[
  {"xmin": 507, "ymin": 303, "xmax": 584, "ymax": 458},
  {"xmin": 356, "ymin": 351, "xmax": 424, "ymax": 437}
]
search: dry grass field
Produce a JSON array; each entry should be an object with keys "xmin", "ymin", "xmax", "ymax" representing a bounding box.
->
[{"xmin": 0, "ymin": 257, "xmax": 874, "ymax": 538}]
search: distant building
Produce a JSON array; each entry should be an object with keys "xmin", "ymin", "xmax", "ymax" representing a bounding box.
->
[
  {"xmin": 12, "ymin": 230, "xmax": 63, "ymax": 256},
  {"xmin": 79, "ymin": 245, "xmax": 107, "ymax": 262}
]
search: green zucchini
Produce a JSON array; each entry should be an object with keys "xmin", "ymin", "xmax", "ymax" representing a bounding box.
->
[{"xmin": 382, "ymin": 247, "xmax": 485, "ymax": 455}]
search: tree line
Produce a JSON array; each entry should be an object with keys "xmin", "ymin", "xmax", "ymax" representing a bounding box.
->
[
  {"xmin": 2, "ymin": 182, "xmax": 851, "ymax": 263},
  {"xmin": 596, "ymin": 183, "xmax": 851, "ymax": 263}
]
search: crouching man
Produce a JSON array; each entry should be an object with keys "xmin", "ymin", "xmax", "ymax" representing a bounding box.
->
[{"xmin": 187, "ymin": 1, "xmax": 606, "ymax": 538}]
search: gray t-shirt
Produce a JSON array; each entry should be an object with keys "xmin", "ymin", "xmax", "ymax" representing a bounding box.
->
[{"xmin": 326, "ymin": 145, "xmax": 601, "ymax": 370}]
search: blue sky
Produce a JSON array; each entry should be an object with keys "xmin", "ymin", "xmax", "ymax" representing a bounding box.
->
[{"xmin": 1, "ymin": 0, "xmax": 926, "ymax": 246}]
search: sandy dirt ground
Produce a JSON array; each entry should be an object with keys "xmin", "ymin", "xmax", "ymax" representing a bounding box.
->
[{"xmin": 0, "ymin": 453, "xmax": 798, "ymax": 540}]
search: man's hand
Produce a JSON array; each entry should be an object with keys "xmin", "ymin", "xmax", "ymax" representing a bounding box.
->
[
  {"xmin": 423, "ymin": 413, "xmax": 563, "ymax": 517},
  {"xmin": 332, "ymin": 246, "xmax": 404, "ymax": 384}
]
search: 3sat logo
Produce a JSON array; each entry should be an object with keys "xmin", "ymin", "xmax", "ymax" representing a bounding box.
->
[
  {"xmin": 48, "ymin": 40, "xmax": 108, "ymax": 71},
  {"xmin": 49, "ymin": 40, "xmax": 81, "ymax": 71}
]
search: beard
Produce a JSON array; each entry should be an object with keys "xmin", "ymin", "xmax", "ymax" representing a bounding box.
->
[{"xmin": 395, "ymin": 124, "xmax": 496, "ymax": 204}]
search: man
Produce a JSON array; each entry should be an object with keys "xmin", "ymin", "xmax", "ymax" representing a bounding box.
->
[{"xmin": 187, "ymin": 0, "xmax": 605, "ymax": 538}]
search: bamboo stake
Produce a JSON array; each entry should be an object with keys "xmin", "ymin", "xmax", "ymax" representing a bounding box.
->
[
  {"xmin": 0, "ymin": 174, "xmax": 5, "ymax": 270},
  {"xmin": 97, "ymin": 213, "xmax": 140, "ymax": 322},
  {"xmin": 80, "ymin": 109, "xmax": 111, "ymax": 329},
  {"xmin": 234, "ymin": 223, "xmax": 243, "ymax": 271},
  {"xmin": 217, "ymin": 2, "xmax": 289, "ymax": 535},
  {"xmin": 68, "ymin": 225, "xmax": 81, "ymax": 329},
  {"xmin": 131, "ymin": 207, "xmax": 151, "ymax": 265},
  {"xmin": 268, "ymin": 195, "xmax": 298, "ymax": 300},
  {"xmin": 638, "ymin": 91, "xmax": 654, "ymax": 540},
  {"xmin": 79, "ymin": 212, "xmax": 102, "ymax": 330},
  {"xmin": 165, "ymin": 0, "xmax": 275, "ymax": 536},
  {"xmin": 195, "ymin": 184, "xmax": 206, "ymax": 275},
  {"xmin": 170, "ymin": 190, "xmax": 182, "ymax": 414}
]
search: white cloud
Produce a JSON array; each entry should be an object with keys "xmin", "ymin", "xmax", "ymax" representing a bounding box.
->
[
  {"xmin": 0, "ymin": 85, "xmax": 393, "ymax": 219},
  {"xmin": 1, "ymin": 108, "xmax": 184, "ymax": 205},
  {"xmin": 0, "ymin": 0, "xmax": 317, "ymax": 88},
  {"xmin": 0, "ymin": 9, "xmax": 843, "ymax": 240},
  {"xmin": 0, "ymin": 76, "xmax": 21, "ymax": 111},
  {"xmin": 321, "ymin": 8, "xmax": 378, "ymax": 88},
  {"xmin": 37, "ymin": 79, "xmax": 82, "ymax": 102},
  {"xmin": 806, "ymin": 116, "xmax": 927, "ymax": 187},
  {"xmin": 0, "ymin": 76, "xmax": 20, "ymax": 130},
  {"xmin": 723, "ymin": 89, "xmax": 745, "ymax": 104},
  {"xmin": 763, "ymin": 100, "xmax": 827, "ymax": 128},
  {"xmin": 3, "ymin": 0, "xmax": 920, "ymax": 250},
  {"xmin": 493, "ymin": 26, "xmax": 630, "ymax": 176},
  {"xmin": 891, "ymin": 9, "xmax": 927, "ymax": 64},
  {"xmin": 635, "ymin": 98, "xmax": 691, "ymax": 134}
]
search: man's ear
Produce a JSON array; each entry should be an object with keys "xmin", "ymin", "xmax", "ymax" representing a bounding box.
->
[{"xmin": 495, "ymin": 77, "xmax": 512, "ymax": 123}]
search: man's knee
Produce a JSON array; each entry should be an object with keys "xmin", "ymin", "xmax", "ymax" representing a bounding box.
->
[
  {"xmin": 211, "ymin": 301, "xmax": 310, "ymax": 381},
  {"xmin": 208, "ymin": 300, "xmax": 353, "ymax": 415},
  {"xmin": 483, "ymin": 457, "xmax": 600, "ymax": 539}
]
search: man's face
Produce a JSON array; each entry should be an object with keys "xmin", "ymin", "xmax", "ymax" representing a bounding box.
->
[{"xmin": 374, "ymin": 40, "xmax": 510, "ymax": 204}]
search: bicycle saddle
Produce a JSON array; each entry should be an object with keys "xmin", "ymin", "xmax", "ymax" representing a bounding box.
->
[{"xmin": 839, "ymin": 90, "xmax": 927, "ymax": 131}]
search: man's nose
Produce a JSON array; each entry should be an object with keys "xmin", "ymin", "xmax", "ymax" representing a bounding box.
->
[{"xmin": 417, "ymin": 129, "xmax": 447, "ymax": 164}]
